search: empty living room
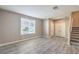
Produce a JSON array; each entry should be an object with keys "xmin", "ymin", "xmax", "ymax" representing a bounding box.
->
[{"xmin": 0, "ymin": 5, "xmax": 79, "ymax": 54}]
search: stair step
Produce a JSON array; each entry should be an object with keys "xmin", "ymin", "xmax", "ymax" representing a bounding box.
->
[
  {"xmin": 70, "ymin": 27, "xmax": 79, "ymax": 46},
  {"xmin": 72, "ymin": 28, "xmax": 79, "ymax": 30},
  {"xmin": 72, "ymin": 30, "xmax": 79, "ymax": 31},
  {"xmin": 71, "ymin": 39, "xmax": 79, "ymax": 42},
  {"xmin": 71, "ymin": 35, "xmax": 79, "ymax": 38},
  {"xmin": 71, "ymin": 33, "xmax": 79, "ymax": 34},
  {"xmin": 71, "ymin": 32, "xmax": 79, "ymax": 34},
  {"xmin": 72, "ymin": 28, "xmax": 79, "ymax": 29},
  {"xmin": 71, "ymin": 34, "xmax": 79, "ymax": 36},
  {"xmin": 72, "ymin": 27, "xmax": 79, "ymax": 28},
  {"xmin": 71, "ymin": 32, "xmax": 79, "ymax": 35},
  {"xmin": 72, "ymin": 29, "xmax": 79, "ymax": 31},
  {"xmin": 72, "ymin": 33, "xmax": 79, "ymax": 34},
  {"xmin": 70, "ymin": 41, "xmax": 79, "ymax": 46},
  {"xmin": 72, "ymin": 30, "xmax": 79, "ymax": 32},
  {"xmin": 71, "ymin": 36, "xmax": 79, "ymax": 39},
  {"xmin": 71, "ymin": 35, "xmax": 79, "ymax": 37},
  {"xmin": 72, "ymin": 27, "xmax": 79, "ymax": 29},
  {"xmin": 71, "ymin": 38, "xmax": 79, "ymax": 42}
]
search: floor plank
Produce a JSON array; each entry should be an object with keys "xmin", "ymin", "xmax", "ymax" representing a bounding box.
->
[{"xmin": 0, "ymin": 37, "xmax": 79, "ymax": 54}]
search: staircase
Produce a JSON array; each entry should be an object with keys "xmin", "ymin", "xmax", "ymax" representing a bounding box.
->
[{"xmin": 70, "ymin": 27, "xmax": 79, "ymax": 46}]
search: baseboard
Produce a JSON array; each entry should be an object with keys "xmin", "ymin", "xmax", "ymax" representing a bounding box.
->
[
  {"xmin": 0, "ymin": 35, "xmax": 41, "ymax": 47},
  {"xmin": 55, "ymin": 36, "xmax": 66, "ymax": 38}
]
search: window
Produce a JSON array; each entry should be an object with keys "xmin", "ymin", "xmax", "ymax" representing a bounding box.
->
[{"xmin": 21, "ymin": 18, "xmax": 35, "ymax": 35}]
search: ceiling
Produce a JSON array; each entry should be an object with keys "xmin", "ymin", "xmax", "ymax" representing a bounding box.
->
[{"xmin": 0, "ymin": 5, "xmax": 79, "ymax": 19}]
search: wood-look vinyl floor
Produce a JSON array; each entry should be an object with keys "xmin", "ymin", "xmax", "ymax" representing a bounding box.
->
[{"xmin": 0, "ymin": 37, "xmax": 79, "ymax": 54}]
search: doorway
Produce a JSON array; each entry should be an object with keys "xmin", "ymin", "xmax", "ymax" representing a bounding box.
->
[{"xmin": 49, "ymin": 19, "xmax": 66, "ymax": 38}]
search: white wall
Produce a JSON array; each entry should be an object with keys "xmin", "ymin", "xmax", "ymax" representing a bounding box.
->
[
  {"xmin": 0, "ymin": 9, "xmax": 43, "ymax": 44},
  {"xmin": 49, "ymin": 20, "xmax": 54, "ymax": 37},
  {"xmin": 43, "ymin": 19, "xmax": 54, "ymax": 38},
  {"xmin": 65, "ymin": 18, "xmax": 70, "ymax": 39},
  {"xmin": 43, "ymin": 19, "xmax": 49, "ymax": 38}
]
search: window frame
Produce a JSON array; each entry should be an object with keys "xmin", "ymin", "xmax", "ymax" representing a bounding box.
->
[{"xmin": 21, "ymin": 17, "xmax": 35, "ymax": 35}]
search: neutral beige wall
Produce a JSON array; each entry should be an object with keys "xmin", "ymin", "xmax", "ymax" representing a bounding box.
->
[
  {"xmin": 55, "ymin": 20, "xmax": 66, "ymax": 37},
  {"xmin": 43, "ymin": 18, "xmax": 69, "ymax": 38},
  {"xmin": 0, "ymin": 10, "xmax": 21, "ymax": 44},
  {"xmin": 72, "ymin": 11, "xmax": 79, "ymax": 27},
  {"xmin": 0, "ymin": 9, "xmax": 43, "ymax": 44},
  {"xmin": 49, "ymin": 20, "xmax": 54, "ymax": 37}
]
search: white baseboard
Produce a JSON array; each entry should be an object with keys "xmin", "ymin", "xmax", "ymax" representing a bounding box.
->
[{"xmin": 0, "ymin": 35, "xmax": 41, "ymax": 47}]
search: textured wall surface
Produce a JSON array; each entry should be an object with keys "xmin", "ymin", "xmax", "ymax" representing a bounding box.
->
[{"xmin": 0, "ymin": 9, "xmax": 43, "ymax": 44}]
